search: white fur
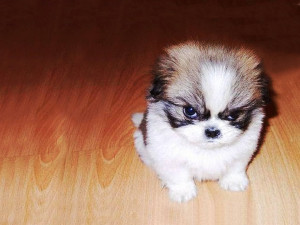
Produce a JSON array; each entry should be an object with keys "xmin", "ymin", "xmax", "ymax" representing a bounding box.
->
[
  {"xmin": 201, "ymin": 62, "xmax": 236, "ymax": 115},
  {"xmin": 132, "ymin": 113, "xmax": 154, "ymax": 167},
  {"xmin": 132, "ymin": 113, "xmax": 144, "ymax": 127},
  {"xmin": 133, "ymin": 102, "xmax": 264, "ymax": 202}
]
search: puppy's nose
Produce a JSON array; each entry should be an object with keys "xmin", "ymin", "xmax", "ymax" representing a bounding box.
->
[{"xmin": 205, "ymin": 127, "xmax": 221, "ymax": 139}]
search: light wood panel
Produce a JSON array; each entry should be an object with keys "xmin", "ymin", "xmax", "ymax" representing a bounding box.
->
[{"xmin": 0, "ymin": 0, "xmax": 299, "ymax": 224}]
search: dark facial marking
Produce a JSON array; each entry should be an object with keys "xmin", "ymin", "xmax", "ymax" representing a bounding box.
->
[
  {"xmin": 202, "ymin": 110, "xmax": 211, "ymax": 120},
  {"xmin": 163, "ymin": 100, "xmax": 210, "ymax": 128},
  {"xmin": 163, "ymin": 101, "xmax": 194, "ymax": 128},
  {"xmin": 230, "ymin": 111, "xmax": 252, "ymax": 130},
  {"xmin": 164, "ymin": 108, "xmax": 194, "ymax": 128},
  {"xmin": 219, "ymin": 107, "xmax": 255, "ymax": 131},
  {"xmin": 220, "ymin": 110, "xmax": 241, "ymax": 122}
]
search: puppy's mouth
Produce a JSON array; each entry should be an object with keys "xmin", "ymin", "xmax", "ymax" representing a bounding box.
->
[
  {"xmin": 200, "ymin": 135, "xmax": 236, "ymax": 149},
  {"xmin": 205, "ymin": 139, "xmax": 222, "ymax": 145},
  {"xmin": 191, "ymin": 137, "xmax": 223, "ymax": 149},
  {"xmin": 206, "ymin": 134, "xmax": 223, "ymax": 142}
]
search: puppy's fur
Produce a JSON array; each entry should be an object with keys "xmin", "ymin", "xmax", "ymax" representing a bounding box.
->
[{"xmin": 132, "ymin": 42, "xmax": 269, "ymax": 203}]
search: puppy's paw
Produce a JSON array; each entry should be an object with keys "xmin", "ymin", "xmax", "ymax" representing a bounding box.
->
[
  {"xmin": 168, "ymin": 182, "xmax": 197, "ymax": 203},
  {"xmin": 219, "ymin": 173, "xmax": 249, "ymax": 191}
]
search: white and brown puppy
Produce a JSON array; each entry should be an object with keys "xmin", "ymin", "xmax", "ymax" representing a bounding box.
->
[{"xmin": 132, "ymin": 42, "xmax": 269, "ymax": 203}]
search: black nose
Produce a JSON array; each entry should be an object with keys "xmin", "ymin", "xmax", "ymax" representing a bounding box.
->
[{"xmin": 205, "ymin": 127, "xmax": 221, "ymax": 139}]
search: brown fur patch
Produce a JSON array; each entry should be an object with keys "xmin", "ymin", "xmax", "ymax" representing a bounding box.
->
[{"xmin": 139, "ymin": 110, "xmax": 148, "ymax": 145}]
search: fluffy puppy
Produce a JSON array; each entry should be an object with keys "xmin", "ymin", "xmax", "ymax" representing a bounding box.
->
[{"xmin": 132, "ymin": 42, "xmax": 269, "ymax": 203}]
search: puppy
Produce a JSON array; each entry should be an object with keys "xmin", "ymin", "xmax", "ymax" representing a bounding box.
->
[{"xmin": 132, "ymin": 42, "xmax": 269, "ymax": 203}]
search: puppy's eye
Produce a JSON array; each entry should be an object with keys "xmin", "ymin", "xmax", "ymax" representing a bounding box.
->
[
  {"xmin": 225, "ymin": 112, "xmax": 239, "ymax": 121},
  {"xmin": 183, "ymin": 106, "xmax": 198, "ymax": 119}
]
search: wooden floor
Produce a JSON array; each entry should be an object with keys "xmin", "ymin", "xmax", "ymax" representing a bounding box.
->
[{"xmin": 0, "ymin": 0, "xmax": 300, "ymax": 224}]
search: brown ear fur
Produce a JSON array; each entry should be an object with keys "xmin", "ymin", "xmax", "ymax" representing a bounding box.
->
[
  {"xmin": 253, "ymin": 62, "xmax": 270, "ymax": 107},
  {"xmin": 147, "ymin": 54, "xmax": 176, "ymax": 101},
  {"xmin": 258, "ymin": 71, "xmax": 271, "ymax": 106}
]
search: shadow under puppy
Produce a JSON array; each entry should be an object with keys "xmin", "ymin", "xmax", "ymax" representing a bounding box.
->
[{"xmin": 132, "ymin": 41, "xmax": 269, "ymax": 203}]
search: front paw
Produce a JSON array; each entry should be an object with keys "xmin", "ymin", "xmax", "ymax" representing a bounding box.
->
[
  {"xmin": 168, "ymin": 182, "xmax": 197, "ymax": 203},
  {"xmin": 219, "ymin": 173, "xmax": 249, "ymax": 191}
]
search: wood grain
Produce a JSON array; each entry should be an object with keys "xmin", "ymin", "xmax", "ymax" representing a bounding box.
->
[{"xmin": 0, "ymin": 0, "xmax": 299, "ymax": 224}]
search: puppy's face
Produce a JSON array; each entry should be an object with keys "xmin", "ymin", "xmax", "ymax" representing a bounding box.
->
[{"xmin": 148, "ymin": 42, "xmax": 269, "ymax": 148}]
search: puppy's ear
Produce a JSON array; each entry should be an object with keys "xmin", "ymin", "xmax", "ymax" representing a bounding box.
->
[
  {"xmin": 147, "ymin": 76, "xmax": 165, "ymax": 101},
  {"xmin": 256, "ymin": 63, "xmax": 271, "ymax": 106},
  {"xmin": 260, "ymin": 73, "xmax": 271, "ymax": 106},
  {"xmin": 147, "ymin": 54, "xmax": 176, "ymax": 102}
]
